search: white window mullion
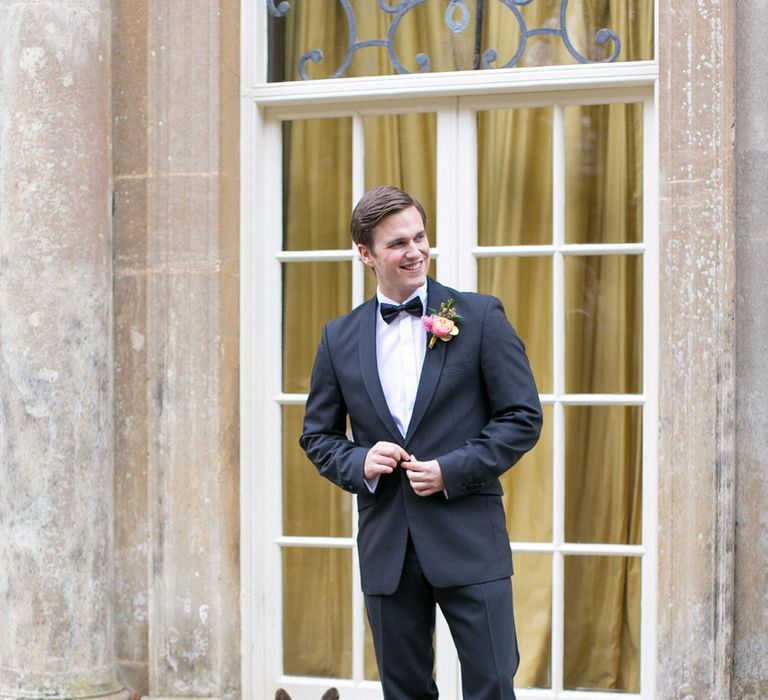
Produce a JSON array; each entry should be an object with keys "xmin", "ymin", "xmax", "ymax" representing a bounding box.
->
[
  {"xmin": 433, "ymin": 99, "xmax": 463, "ymax": 700},
  {"xmin": 455, "ymin": 101, "xmax": 477, "ymax": 291},
  {"xmin": 435, "ymin": 102, "xmax": 460, "ymax": 288},
  {"xmin": 471, "ymin": 243, "xmax": 645, "ymax": 257},
  {"xmin": 351, "ymin": 111, "xmax": 367, "ymax": 684},
  {"xmin": 640, "ymin": 93, "xmax": 659, "ymax": 697},
  {"xmin": 352, "ymin": 113, "xmax": 366, "ymax": 309},
  {"xmin": 513, "ymin": 542, "xmax": 645, "ymax": 557},
  {"xmin": 276, "ymin": 250, "xmax": 356, "ymax": 262},
  {"xmin": 551, "ymin": 102, "xmax": 567, "ymax": 697}
]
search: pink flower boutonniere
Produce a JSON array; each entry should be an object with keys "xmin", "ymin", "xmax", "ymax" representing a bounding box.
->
[{"xmin": 422, "ymin": 299, "xmax": 461, "ymax": 349}]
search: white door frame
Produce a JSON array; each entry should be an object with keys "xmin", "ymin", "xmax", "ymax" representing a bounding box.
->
[{"xmin": 241, "ymin": 4, "xmax": 659, "ymax": 697}]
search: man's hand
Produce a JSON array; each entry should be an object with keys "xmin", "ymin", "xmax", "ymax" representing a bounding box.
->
[
  {"xmin": 364, "ymin": 441, "xmax": 410, "ymax": 481},
  {"xmin": 404, "ymin": 456, "xmax": 445, "ymax": 497}
]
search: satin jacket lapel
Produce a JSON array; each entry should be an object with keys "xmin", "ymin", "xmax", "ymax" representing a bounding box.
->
[
  {"xmin": 405, "ymin": 279, "xmax": 449, "ymax": 446},
  {"xmin": 358, "ymin": 298, "xmax": 403, "ymax": 444}
]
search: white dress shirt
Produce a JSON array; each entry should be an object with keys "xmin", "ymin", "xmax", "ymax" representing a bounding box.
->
[{"xmin": 365, "ymin": 282, "xmax": 428, "ymax": 492}]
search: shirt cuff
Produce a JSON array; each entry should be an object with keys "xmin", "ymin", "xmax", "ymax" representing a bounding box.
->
[{"xmin": 365, "ymin": 475, "xmax": 380, "ymax": 493}]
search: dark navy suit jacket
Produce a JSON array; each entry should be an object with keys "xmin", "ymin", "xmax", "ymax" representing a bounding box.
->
[{"xmin": 300, "ymin": 278, "xmax": 542, "ymax": 595}]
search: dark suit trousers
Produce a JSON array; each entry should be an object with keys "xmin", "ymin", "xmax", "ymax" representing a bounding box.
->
[{"xmin": 365, "ymin": 537, "xmax": 519, "ymax": 700}]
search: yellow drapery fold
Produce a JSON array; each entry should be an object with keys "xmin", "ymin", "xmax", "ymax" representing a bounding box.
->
[{"xmin": 278, "ymin": 1, "xmax": 652, "ymax": 691}]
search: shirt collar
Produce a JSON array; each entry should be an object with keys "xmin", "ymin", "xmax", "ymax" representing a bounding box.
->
[{"xmin": 376, "ymin": 281, "xmax": 428, "ymax": 310}]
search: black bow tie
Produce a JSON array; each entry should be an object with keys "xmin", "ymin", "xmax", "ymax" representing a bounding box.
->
[{"xmin": 380, "ymin": 297, "xmax": 423, "ymax": 324}]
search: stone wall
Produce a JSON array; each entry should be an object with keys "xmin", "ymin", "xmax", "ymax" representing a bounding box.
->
[
  {"xmin": 657, "ymin": 1, "xmax": 736, "ymax": 696},
  {"xmin": 733, "ymin": 0, "xmax": 768, "ymax": 697}
]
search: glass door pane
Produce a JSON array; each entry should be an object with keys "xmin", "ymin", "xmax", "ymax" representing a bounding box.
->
[
  {"xmin": 564, "ymin": 254, "xmax": 643, "ymax": 394},
  {"xmin": 478, "ymin": 107, "xmax": 553, "ymax": 247},
  {"xmin": 283, "ymin": 547, "xmax": 354, "ymax": 677},
  {"xmin": 514, "ymin": 552, "xmax": 553, "ymax": 689},
  {"xmin": 563, "ymin": 555, "xmax": 641, "ymax": 692},
  {"xmin": 564, "ymin": 103, "xmax": 644, "ymax": 245},
  {"xmin": 564, "ymin": 405, "xmax": 642, "ymax": 545}
]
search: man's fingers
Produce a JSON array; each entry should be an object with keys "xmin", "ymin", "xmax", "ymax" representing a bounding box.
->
[
  {"xmin": 374, "ymin": 441, "xmax": 409, "ymax": 462},
  {"xmin": 404, "ymin": 458, "xmax": 444, "ymax": 496},
  {"xmin": 364, "ymin": 442, "xmax": 411, "ymax": 480}
]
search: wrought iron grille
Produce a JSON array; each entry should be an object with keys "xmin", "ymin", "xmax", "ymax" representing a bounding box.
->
[{"xmin": 267, "ymin": 0, "xmax": 622, "ymax": 80}]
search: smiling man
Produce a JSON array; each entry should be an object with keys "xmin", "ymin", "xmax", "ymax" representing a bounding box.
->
[{"xmin": 300, "ymin": 186, "xmax": 542, "ymax": 699}]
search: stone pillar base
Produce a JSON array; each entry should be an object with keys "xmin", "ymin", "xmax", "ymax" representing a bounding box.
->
[{"xmin": 0, "ymin": 690, "xmax": 128, "ymax": 700}]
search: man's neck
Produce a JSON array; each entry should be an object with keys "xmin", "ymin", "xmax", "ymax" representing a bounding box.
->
[{"xmin": 376, "ymin": 281, "xmax": 428, "ymax": 306}]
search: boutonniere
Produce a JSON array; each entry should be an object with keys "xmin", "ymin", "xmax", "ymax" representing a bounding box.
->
[{"xmin": 422, "ymin": 298, "xmax": 461, "ymax": 349}]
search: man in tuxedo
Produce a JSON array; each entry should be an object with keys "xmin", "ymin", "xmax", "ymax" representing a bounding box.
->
[{"xmin": 300, "ymin": 186, "xmax": 542, "ymax": 699}]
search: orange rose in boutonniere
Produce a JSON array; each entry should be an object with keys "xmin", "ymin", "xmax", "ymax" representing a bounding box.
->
[{"xmin": 422, "ymin": 299, "xmax": 461, "ymax": 349}]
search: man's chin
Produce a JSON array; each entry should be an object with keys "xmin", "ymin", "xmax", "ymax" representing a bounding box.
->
[{"xmin": 404, "ymin": 273, "xmax": 427, "ymax": 290}]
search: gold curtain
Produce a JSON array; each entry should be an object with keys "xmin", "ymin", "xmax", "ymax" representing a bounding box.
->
[{"xmin": 278, "ymin": 0, "xmax": 652, "ymax": 691}]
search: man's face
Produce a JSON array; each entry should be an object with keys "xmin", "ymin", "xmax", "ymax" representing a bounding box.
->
[{"xmin": 357, "ymin": 205, "xmax": 431, "ymax": 303}]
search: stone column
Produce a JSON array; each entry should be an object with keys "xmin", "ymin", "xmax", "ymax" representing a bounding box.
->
[
  {"xmin": 658, "ymin": 1, "xmax": 736, "ymax": 698},
  {"xmin": 111, "ymin": 1, "xmax": 240, "ymax": 697},
  {"xmin": 0, "ymin": 2, "xmax": 127, "ymax": 700},
  {"xmin": 143, "ymin": 2, "xmax": 240, "ymax": 697}
]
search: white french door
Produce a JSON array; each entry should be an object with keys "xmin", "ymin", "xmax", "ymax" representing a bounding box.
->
[
  {"xmin": 242, "ymin": 6, "xmax": 659, "ymax": 697},
  {"xmin": 242, "ymin": 64, "xmax": 658, "ymax": 698}
]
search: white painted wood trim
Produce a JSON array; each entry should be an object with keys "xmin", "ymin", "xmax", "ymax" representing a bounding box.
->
[
  {"xmin": 238, "ymin": 95, "xmax": 258, "ymax": 700},
  {"xmin": 352, "ymin": 114, "xmax": 366, "ymax": 308},
  {"xmin": 455, "ymin": 101, "xmax": 478, "ymax": 292},
  {"xmin": 471, "ymin": 243, "xmax": 646, "ymax": 256},
  {"xmin": 241, "ymin": 104, "xmax": 285, "ymax": 696},
  {"xmin": 261, "ymin": 89, "xmax": 654, "ymax": 122},
  {"xmin": 639, "ymin": 88, "xmax": 660, "ymax": 699},
  {"xmin": 276, "ymin": 246, "xmax": 439, "ymax": 263},
  {"xmin": 244, "ymin": 62, "xmax": 659, "ymax": 104},
  {"xmin": 551, "ymin": 102, "xmax": 567, "ymax": 696},
  {"xmin": 275, "ymin": 242, "xmax": 644, "ymax": 263},
  {"xmin": 432, "ymin": 99, "xmax": 464, "ymax": 698},
  {"xmin": 513, "ymin": 543, "xmax": 646, "ymax": 556},
  {"xmin": 517, "ymin": 691, "xmax": 641, "ymax": 700},
  {"xmin": 543, "ymin": 394, "xmax": 646, "ymax": 405},
  {"xmin": 277, "ymin": 536, "xmax": 356, "ymax": 548},
  {"xmin": 435, "ymin": 101, "xmax": 460, "ymax": 288}
]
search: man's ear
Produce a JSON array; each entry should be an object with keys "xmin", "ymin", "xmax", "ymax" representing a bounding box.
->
[{"xmin": 357, "ymin": 243, "xmax": 375, "ymax": 268}]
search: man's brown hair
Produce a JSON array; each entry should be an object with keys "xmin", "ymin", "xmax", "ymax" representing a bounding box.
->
[{"xmin": 350, "ymin": 186, "xmax": 427, "ymax": 250}]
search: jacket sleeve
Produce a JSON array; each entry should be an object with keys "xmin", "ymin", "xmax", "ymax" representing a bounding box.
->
[
  {"xmin": 437, "ymin": 297, "xmax": 543, "ymax": 499},
  {"xmin": 299, "ymin": 324, "xmax": 369, "ymax": 494}
]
